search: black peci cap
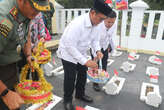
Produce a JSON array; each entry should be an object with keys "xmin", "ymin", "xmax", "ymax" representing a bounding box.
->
[{"xmin": 93, "ymin": 0, "xmax": 112, "ymax": 17}]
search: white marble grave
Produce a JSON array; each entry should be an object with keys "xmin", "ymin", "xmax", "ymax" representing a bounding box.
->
[
  {"xmin": 26, "ymin": 95, "xmax": 62, "ymax": 110},
  {"xmin": 146, "ymin": 66, "xmax": 159, "ymax": 76},
  {"xmin": 149, "ymin": 56, "xmax": 162, "ymax": 65},
  {"xmin": 120, "ymin": 61, "xmax": 136, "ymax": 72},
  {"xmin": 111, "ymin": 50, "xmax": 123, "ymax": 57},
  {"xmin": 140, "ymin": 82, "xmax": 162, "ymax": 108},
  {"xmin": 85, "ymin": 105, "xmax": 100, "ymax": 110},
  {"xmin": 128, "ymin": 52, "xmax": 140, "ymax": 61},
  {"xmin": 150, "ymin": 75, "xmax": 158, "ymax": 83},
  {"xmin": 107, "ymin": 59, "xmax": 114, "ymax": 66},
  {"xmin": 42, "ymin": 62, "xmax": 54, "ymax": 77},
  {"xmin": 50, "ymin": 66, "xmax": 64, "ymax": 76},
  {"xmin": 103, "ymin": 76, "xmax": 125, "ymax": 95}
]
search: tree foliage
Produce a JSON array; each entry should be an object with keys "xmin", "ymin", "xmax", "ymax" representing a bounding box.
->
[
  {"xmin": 56, "ymin": 0, "xmax": 164, "ymax": 10},
  {"xmin": 56, "ymin": 0, "xmax": 94, "ymax": 8}
]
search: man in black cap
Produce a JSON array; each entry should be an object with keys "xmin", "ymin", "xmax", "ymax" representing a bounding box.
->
[
  {"xmin": 57, "ymin": 0, "xmax": 112, "ymax": 110},
  {"xmin": 91, "ymin": 10, "xmax": 117, "ymax": 92},
  {"xmin": 0, "ymin": 0, "xmax": 49, "ymax": 110}
]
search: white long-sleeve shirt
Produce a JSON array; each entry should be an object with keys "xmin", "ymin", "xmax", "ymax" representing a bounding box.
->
[
  {"xmin": 57, "ymin": 13, "xmax": 101, "ymax": 65},
  {"xmin": 91, "ymin": 21, "xmax": 116, "ymax": 57},
  {"xmin": 99, "ymin": 21, "xmax": 116, "ymax": 51}
]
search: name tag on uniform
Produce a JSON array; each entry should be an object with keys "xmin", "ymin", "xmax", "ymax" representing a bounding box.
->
[{"xmin": 16, "ymin": 44, "xmax": 21, "ymax": 54}]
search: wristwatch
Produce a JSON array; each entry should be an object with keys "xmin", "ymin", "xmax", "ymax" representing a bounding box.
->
[{"xmin": 0, "ymin": 89, "xmax": 9, "ymax": 97}]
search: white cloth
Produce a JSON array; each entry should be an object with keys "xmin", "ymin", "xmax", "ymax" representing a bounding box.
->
[
  {"xmin": 91, "ymin": 21, "xmax": 116, "ymax": 57},
  {"xmin": 57, "ymin": 13, "xmax": 101, "ymax": 65}
]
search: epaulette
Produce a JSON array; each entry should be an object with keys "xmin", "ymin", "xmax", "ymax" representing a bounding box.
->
[
  {"xmin": 9, "ymin": 6, "xmax": 18, "ymax": 20},
  {"xmin": 0, "ymin": 18, "xmax": 13, "ymax": 37}
]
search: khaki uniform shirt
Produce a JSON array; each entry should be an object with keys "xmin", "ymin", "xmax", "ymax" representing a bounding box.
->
[{"xmin": 0, "ymin": 0, "xmax": 30, "ymax": 66}]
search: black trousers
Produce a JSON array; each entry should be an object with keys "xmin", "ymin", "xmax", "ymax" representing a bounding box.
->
[
  {"xmin": 90, "ymin": 48, "xmax": 109, "ymax": 71},
  {"xmin": 61, "ymin": 59, "xmax": 88, "ymax": 102}
]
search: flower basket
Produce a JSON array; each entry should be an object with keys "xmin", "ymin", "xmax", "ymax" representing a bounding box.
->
[
  {"xmin": 15, "ymin": 62, "xmax": 53, "ymax": 104},
  {"xmin": 35, "ymin": 42, "xmax": 51, "ymax": 64},
  {"xmin": 36, "ymin": 49, "xmax": 51, "ymax": 64},
  {"xmin": 87, "ymin": 69, "xmax": 109, "ymax": 83}
]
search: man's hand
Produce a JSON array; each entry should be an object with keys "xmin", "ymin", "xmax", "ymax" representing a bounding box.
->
[
  {"xmin": 26, "ymin": 55, "xmax": 33, "ymax": 67},
  {"xmin": 24, "ymin": 29, "xmax": 32, "ymax": 66},
  {"xmin": 2, "ymin": 90, "xmax": 24, "ymax": 110},
  {"xmin": 96, "ymin": 51, "xmax": 103, "ymax": 60},
  {"xmin": 85, "ymin": 60, "xmax": 98, "ymax": 69},
  {"xmin": 32, "ymin": 47, "xmax": 38, "ymax": 55}
]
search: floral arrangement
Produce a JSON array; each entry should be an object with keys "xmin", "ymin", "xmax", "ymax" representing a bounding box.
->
[
  {"xmin": 35, "ymin": 41, "xmax": 51, "ymax": 64},
  {"xmin": 87, "ymin": 69, "xmax": 109, "ymax": 83},
  {"xmin": 15, "ymin": 62, "xmax": 53, "ymax": 104}
]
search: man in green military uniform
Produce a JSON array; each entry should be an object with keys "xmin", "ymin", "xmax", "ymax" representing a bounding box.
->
[
  {"xmin": 43, "ymin": 2, "xmax": 55, "ymax": 35},
  {"xmin": 0, "ymin": 0, "xmax": 50, "ymax": 110}
]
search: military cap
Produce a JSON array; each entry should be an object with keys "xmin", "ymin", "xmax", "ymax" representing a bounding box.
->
[
  {"xmin": 28, "ymin": 0, "xmax": 50, "ymax": 11},
  {"xmin": 93, "ymin": 0, "xmax": 112, "ymax": 17}
]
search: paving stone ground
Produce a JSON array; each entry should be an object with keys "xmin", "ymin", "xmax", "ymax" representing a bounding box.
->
[
  {"xmin": 20, "ymin": 35, "xmax": 164, "ymax": 110},
  {"xmin": 28, "ymin": 50, "xmax": 164, "ymax": 110}
]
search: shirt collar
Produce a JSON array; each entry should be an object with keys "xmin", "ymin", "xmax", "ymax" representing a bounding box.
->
[{"xmin": 84, "ymin": 12, "xmax": 92, "ymax": 28}]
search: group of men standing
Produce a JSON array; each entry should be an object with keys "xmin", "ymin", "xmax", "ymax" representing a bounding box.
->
[
  {"xmin": 0, "ymin": 0, "xmax": 116, "ymax": 110},
  {"xmin": 57, "ymin": 0, "xmax": 117, "ymax": 110}
]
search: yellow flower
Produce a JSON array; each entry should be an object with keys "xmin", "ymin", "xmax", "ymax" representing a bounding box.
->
[
  {"xmin": 15, "ymin": 62, "xmax": 53, "ymax": 104},
  {"xmin": 33, "ymin": 41, "xmax": 51, "ymax": 64}
]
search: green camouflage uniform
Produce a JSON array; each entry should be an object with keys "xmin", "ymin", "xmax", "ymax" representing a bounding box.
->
[
  {"xmin": 0, "ymin": 0, "xmax": 30, "ymax": 109},
  {"xmin": 0, "ymin": 0, "xmax": 50, "ymax": 109},
  {"xmin": 0, "ymin": 0, "xmax": 30, "ymax": 66}
]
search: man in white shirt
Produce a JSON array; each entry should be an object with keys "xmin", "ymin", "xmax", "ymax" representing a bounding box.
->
[
  {"xmin": 57, "ymin": 0, "xmax": 112, "ymax": 110},
  {"xmin": 91, "ymin": 11, "xmax": 117, "ymax": 91}
]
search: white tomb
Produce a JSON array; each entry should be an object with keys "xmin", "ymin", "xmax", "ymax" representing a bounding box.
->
[
  {"xmin": 42, "ymin": 63, "xmax": 54, "ymax": 77},
  {"xmin": 116, "ymin": 45, "xmax": 121, "ymax": 50},
  {"xmin": 85, "ymin": 105, "xmax": 100, "ymax": 110},
  {"xmin": 128, "ymin": 52, "xmax": 140, "ymax": 61},
  {"xmin": 26, "ymin": 95, "xmax": 62, "ymax": 110},
  {"xmin": 146, "ymin": 66, "xmax": 159, "ymax": 76},
  {"xmin": 149, "ymin": 56, "xmax": 162, "ymax": 65},
  {"xmin": 150, "ymin": 75, "xmax": 158, "ymax": 83},
  {"xmin": 111, "ymin": 50, "xmax": 123, "ymax": 57},
  {"xmin": 120, "ymin": 61, "xmax": 136, "ymax": 72},
  {"xmin": 140, "ymin": 82, "xmax": 162, "ymax": 108},
  {"xmin": 103, "ymin": 76, "xmax": 125, "ymax": 95},
  {"xmin": 50, "ymin": 66, "xmax": 64, "ymax": 76},
  {"xmin": 107, "ymin": 59, "xmax": 114, "ymax": 66}
]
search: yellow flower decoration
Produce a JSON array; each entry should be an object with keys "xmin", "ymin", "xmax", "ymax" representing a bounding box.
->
[
  {"xmin": 34, "ymin": 41, "xmax": 51, "ymax": 64},
  {"xmin": 15, "ymin": 62, "xmax": 53, "ymax": 104}
]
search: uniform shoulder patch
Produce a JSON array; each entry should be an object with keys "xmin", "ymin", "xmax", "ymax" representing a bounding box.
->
[
  {"xmin": 9, "ymin": 6, "xmax": 18, "ymax": 19},
  {"xmin": 0, "ymin": 18, "xmax": 13, "ymax": 37}
]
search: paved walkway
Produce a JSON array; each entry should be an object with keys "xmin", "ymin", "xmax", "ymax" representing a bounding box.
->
[{"xmin": 23, "ymin": 50, "xmax": 164, "ymax": 110}]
